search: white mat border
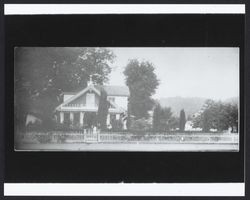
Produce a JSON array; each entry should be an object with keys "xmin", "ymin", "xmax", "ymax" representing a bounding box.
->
[
  {"xmin": 4, "ymin": 4, "xmax": 245, "ymax": 15},
  {"xmin": 4, "ymin": 183, "xmax": 245, "ymax": 196}
]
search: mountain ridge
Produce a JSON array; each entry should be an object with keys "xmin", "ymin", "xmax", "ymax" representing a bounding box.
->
[{"xmin": 157, "ymin": 96, "xmax": 238, "ymax": 117}]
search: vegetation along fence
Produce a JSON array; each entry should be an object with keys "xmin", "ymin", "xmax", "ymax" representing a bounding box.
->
[{"xmin": 99, "ymin": 133, "xmax": 238, "ymax": 144}]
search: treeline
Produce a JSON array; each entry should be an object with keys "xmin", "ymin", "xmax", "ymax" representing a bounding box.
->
[
  {"xmin": 152, "ymin": 104, "xmax": 186, "ymax": 132},
  {"xmin": 129, "ymin": 104, "xmax": 186, "ymax": 132},
  {"xmin": 128, "ymin": 99, "xmax": 238, "ymax": 133},
  {"xmin": 15, "ymin": 47, "xmax": 115, "ymax": 131},
  {"xmin": 192, "ymin": 99, "xmax": 238, "ymax": 132},
  {"xmin": 123, "ymin": 59, "xmax": 238, "ymax": 133}
]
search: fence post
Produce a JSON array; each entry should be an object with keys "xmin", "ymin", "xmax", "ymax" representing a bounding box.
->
[
  {"xmin": 98, "ymin": 132, "xmax": 100, "ymax": 142},
  {"xmin": 83, "ymin": 129, "xmax": 86, "ymax": 142}
]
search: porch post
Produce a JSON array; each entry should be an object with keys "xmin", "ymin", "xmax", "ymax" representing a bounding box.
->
[
  {"xmin": 80, "ymin": 112, "xmax": 84, "ymax": 126},
  {"xmin": 116, "ymin": 114, "xmax": 120, "ymax": 120},
  {"xmin": 60, "ymin": 112, "xmax": 64, "ymax": 124},
  {"xmin": 123, "ymin": 119, "xmax": 127, "ymax": 130},
  {"xmin": 70, "ymin": 112, "xmax": 74, "ymax": 124},
  {"xmin": 106, "ymin": 113, "xmax": 110, "ymax": 125}
]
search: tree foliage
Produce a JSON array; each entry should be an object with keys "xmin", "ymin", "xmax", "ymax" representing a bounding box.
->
[
  {"xmin": 179, "ymin": 109, "xmax": 186, "ymax": 132},
  {"xmin": 111, "ymin": 119, "xmax": 123, "ymax": 131},
  {"xmin": 97, "ymin": 89, "xmax": 109, "ymax": 130},
  {"xmin": 130, "ymin": 118, "xmax": 151, "ymax": 132},
  {"xmin": 126, "ymin": 98, "xmax": 132, "ymax": 129},
  {"xmin": 153, "ymin": 103, "xmax": 177, "ymax": 132},
  {"xmin": 192, "ymin": 99, "xmax": 238, "ymax": 132},
  {"xmin": 14, "ymin": 47, "xmax": 115, "ymax": 130},
  {"xmin": 123, "ymin": 59, "xmax": 159, "ymax": 119},
  {"xmin": 84, "ymin": 112, "xmax": 97, "ymax": 128}
]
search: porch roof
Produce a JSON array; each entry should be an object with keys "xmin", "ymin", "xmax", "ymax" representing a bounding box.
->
[{"xmin": 57, "ymin": 106, "xmax": 124, "ymax": 113}]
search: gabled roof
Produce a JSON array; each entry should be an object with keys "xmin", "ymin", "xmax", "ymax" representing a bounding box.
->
[
  {"xmin": 95, "ymin": 85, "xmax": 129, "ymax": 97},
  {"xmin": 62, "ymin": 85, "xmax": 130, "ymax": 97},
  {"xmin": 56, "ymin": 84, "xmax": 129, "ymax": 112},
  {"xmin": 56, "ymin": 85, "xmax": 100, "ymax": 110},
  {"xmin": 62, "ymin": 92, "xmax": 77, "ymax": 95}
]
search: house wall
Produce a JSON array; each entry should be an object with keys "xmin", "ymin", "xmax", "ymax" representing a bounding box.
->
[{"xmin": 108, "ymin": 96, "xmax": 128, "ymax": 111}]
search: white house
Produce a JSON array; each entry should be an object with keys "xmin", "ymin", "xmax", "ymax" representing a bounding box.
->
[{"xmin": 55, "ymin": 77, "xmax": 129, "ymax": 129}]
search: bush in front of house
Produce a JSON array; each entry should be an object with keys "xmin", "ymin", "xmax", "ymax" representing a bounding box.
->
[
  {"xmin": 26, "ymin": 122, "xmax": 44, "ymax": 132},
  {"xmin": 56, "ymin": 133, "xmax": 68, "ymax": 143},
  {"xmin": 130, "ymin": 118, "xmax": 151, "ymax": 132},
  {"xmin": 35, "ymin": 132, "xmax": 53, "ymax": 143},
  {"xmin": 54, "ymin": 123, "xmax": 85, "ymax": 131},
  {"xmin": 111, "ymin": 119, "xmax": 124, "ymax": 131}
]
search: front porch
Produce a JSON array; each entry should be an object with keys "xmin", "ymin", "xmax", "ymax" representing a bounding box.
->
[{"xmin": 55, "ymin": 111, "xmax": 124, "ymax": 129}]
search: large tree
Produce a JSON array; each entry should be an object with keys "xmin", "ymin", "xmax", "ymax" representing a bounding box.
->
[
  {"xmin": 192, "ymin": 99, "xmax": 238, "ymax": 132},
  {"xmin": 153, "ymin": 103, "xmax": 176, "ymax": 132},
  {"xmin": 152, "ymin": 103, "xmax": 162, "ymax": 131},
  {"xmin": 192, "ymin": 99, "xmax": 218, "ymax": 132},
  {"xmin": 14, "ymin": 47, "xmax": 115, "ymax": 130},
  {"xmin": 223, "ymin": 103, "xmax": 238, "ymax": 132},
  {"xmin": 97, "ymin": 88, "xmax": 109, "ymax": 130},
  {"xmin": 124, "ymin": 59, "xmax": 159, "ymax": 119},
  {"xmin": 179, "ymin": 109, "xmax": 186, "ymax": 132}
]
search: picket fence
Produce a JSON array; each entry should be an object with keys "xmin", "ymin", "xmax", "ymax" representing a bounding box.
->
[{"xmin": 21, "ymin": 131, "xmax": 239, "ymax": 144}]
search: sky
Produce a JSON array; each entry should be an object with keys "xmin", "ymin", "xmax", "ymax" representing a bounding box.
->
[{"xmin": 107, "ymin": 47, "xmax": 239, "ymax": 100}]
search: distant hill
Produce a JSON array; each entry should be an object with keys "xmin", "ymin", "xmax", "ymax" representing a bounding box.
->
[
  {"xmin": 157, "ymin": 96, "xmax": 239, "ymax": 118},
  {"xmin": 157, "ymin": 97, "xmax": 207, "ymax": 118}
]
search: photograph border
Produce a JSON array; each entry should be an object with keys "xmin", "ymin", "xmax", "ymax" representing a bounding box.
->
[{"xmin": 1, "ymin": 2, "xmax": 249, "ymax": 198}]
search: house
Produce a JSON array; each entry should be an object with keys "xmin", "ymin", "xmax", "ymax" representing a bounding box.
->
[{"xmin": 55, "ymin": 77, "xmax": 130, "ymax": 129}]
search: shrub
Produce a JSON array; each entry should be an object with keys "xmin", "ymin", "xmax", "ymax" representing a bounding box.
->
[
  {"xmin": 26, "ymin": 122, "xmax": 43, "ymax": 132},
  {"xmin": 130, "ymin": 118, "xmax": 151, "ymax": 132},
  {"xmin": 56, "ymin": 134, "xmax": 67, "ymax": 143},
  {"xmin": 36, "ymin": 133, "xmax": 52, "ymax": 143},
  {"xmin": 111, "ymin": 119, "xmax": 123, "ymax": 131}
]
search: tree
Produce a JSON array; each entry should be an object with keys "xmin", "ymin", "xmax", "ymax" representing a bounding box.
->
[
  {"xmin": 213, "ymin": 101, "xmax": 228, "ymax": 131},
  {"xmin": 169, "ymin": 116, "xmax": 179, "ymax": 131},
  {"xmin": 179, "ymin": 109, "xmax": 186, "ymax": 132},
  {"xmin": 126, "ymin": 98, "xmax": 132, "ymax": 129},
  {"xmin": 84, "ymin": 112, "xmax": 97, "ymax": 128},
  {"xmin": 160, "ymin": 107, "xmax": 173, "ymax": 131},
  {"xmin": 130, "ymin": 118, "xmax": 151, "ymax": 132},
  {"xmin": 192, "ymin": 99, "xmax": 216, "ymax": 132},
  {"xmin": 153, "ymin": 103, "xmax": 175, "ymax": 132},
  {"xmin": 14, "ymin": 47, "xmax": 115, "ymax": 130},
  {"xmin": 224, "ymin": 103, "xmax": 238, "ymax": 132},
  {"xmin": 123, "ymin": 59, "xmax": 159, "ymax": 119},
  {"xmin": 97, "ymin": 88, "xmax": 109, "ymax": 130},
  {"xmin": 192, "ymin": 99, "xmax": 238, "ymax": 132},
  {"xmin": 111, "ymin": 118, "xmax": 123, "ymax": 131},
  {"xmin": 153, "ymin": 103, "xmax": 162, "ymax": 131},
  {"xmin": 192, "ymin": 99, "xmax": 218, "ymax": 132}
]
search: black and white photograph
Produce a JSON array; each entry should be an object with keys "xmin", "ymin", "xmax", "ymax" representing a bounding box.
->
[
  {"xmin": 2, "ymin": 3, "xmax": 246, "ymax": 197},
  {"xmin": 14, "ymin": 47, "xmax": 239, "ymax": 151}
]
